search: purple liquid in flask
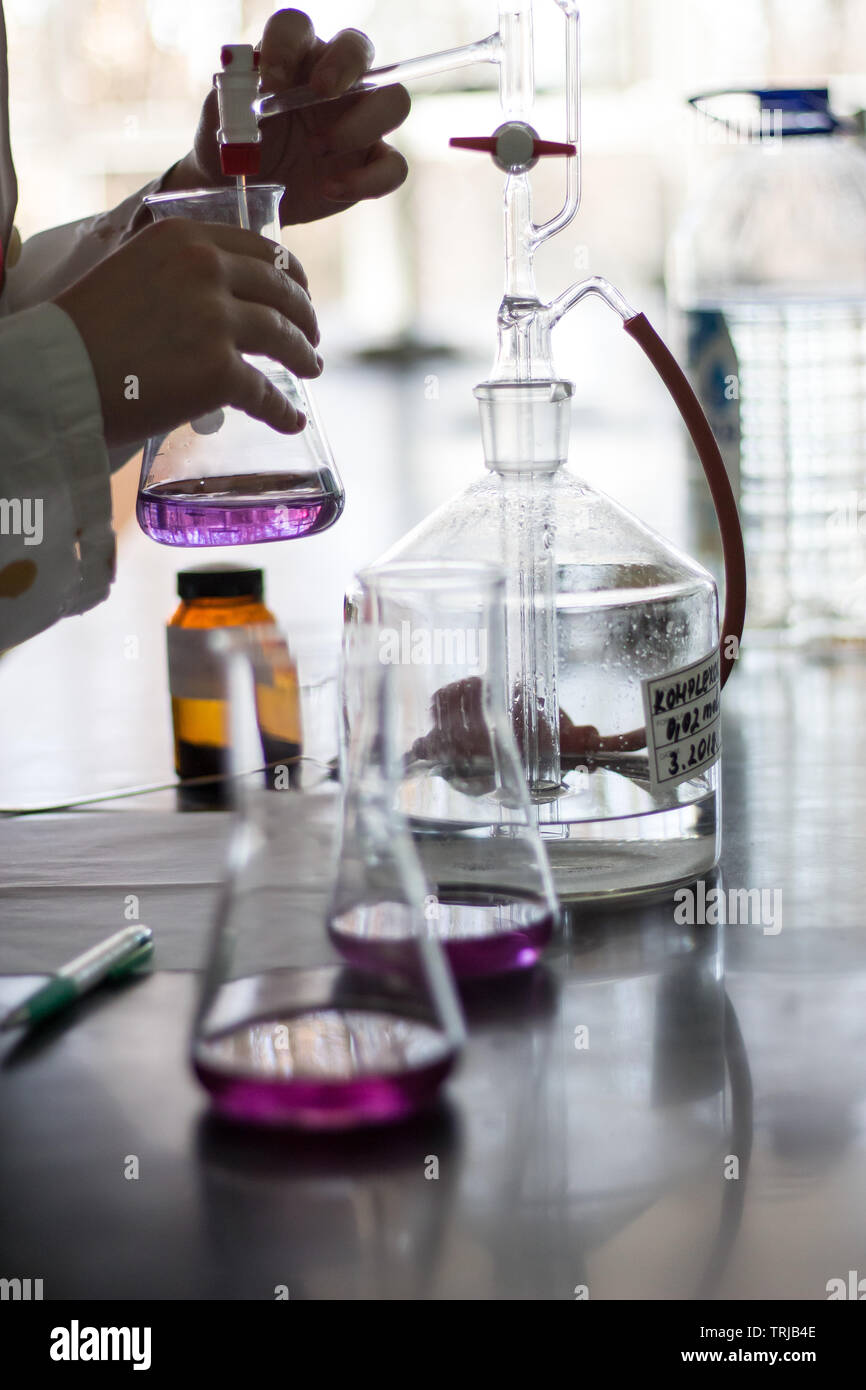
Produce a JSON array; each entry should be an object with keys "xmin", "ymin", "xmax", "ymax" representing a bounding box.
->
[
  {"xmin": 137, "ymin": 470, "xmax": 344, "ymax": 547},
  {"xmin": 330, "ymin": 889, "xmax": 553, "ymax": 981},
  {"xmin": 194, "ymin": 999, "xmax": 457, "ymax": 1130}
]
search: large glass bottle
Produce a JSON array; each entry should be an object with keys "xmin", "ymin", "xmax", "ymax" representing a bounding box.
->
[
  {"xmin": 341, "ymin": 1, "xmax": 733, "ymax": 905},
  {"xmin": 137, "ymin": 184, "xmax": 343, "ymax": 547},
  {"xmin": 360, "ymin": 400, "xmax": 721, "ymax": 906}
]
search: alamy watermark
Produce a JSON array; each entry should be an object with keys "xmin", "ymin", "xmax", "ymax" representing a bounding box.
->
[
  {"xmin": 378, "ymin": 621, "xmax": 488, "ymax": 675},
  {"xmin": 49, "ymin": 1321, "xmax": 151, "ymax": 1371},
  {"xmin": 0, "ymin": 1276, "xmax": 43, "ymax": 1300},
  {"xmin": 669, "ymin": 103, "xmax": 786, "ymax": 152},
  {"xmin": 691, "ymin": 106, "xmax": 785, "ymax": 147},
  {"xmin": 826, "ymin": 1269, "xmax": 866, "ymax": 1299},
  {"xmin": 826, "ymin": 492, "xmax": 866, "ymax": 536},
  {"xmin": 0, "ymin": 497, "xmax": 43, "ymax": 546},
  {"xmin": 674, "ymin": 880, "xmax": 782, "ymax": 935}
]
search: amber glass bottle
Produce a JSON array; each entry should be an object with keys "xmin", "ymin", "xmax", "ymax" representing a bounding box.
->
[{"xmin": 167, "ymin": 566, "xmax": 302, "ymax": 806}]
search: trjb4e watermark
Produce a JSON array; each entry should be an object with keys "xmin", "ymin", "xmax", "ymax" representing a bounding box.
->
[
  {"xmin": 378, "ymin": 622, "xmax": 488, "ymax": 674},
  {"xmin": 0, "ymin": 497, "xmax": 43, "ymax": 546}
]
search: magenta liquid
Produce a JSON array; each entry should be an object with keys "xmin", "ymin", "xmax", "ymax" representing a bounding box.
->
[
  {"xmin": 194, "ymin": 1007, "xmax": 456, "ymax": 1130},
  {"xmin": 137, "ymin": 471, "xmax": 343, "ymax": 546},
  {"xmin": 331, "ymin": 889, "xmax": 554, "ymax": 980}
]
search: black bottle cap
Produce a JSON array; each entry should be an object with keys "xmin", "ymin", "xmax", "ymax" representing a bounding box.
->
[{"xmin": 177, "ymin": 565, "xmax": 264, "ymax": 601}]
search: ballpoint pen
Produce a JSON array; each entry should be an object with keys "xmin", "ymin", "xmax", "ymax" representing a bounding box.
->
[{"xmin": 0, "ymin": 925, "xmax": 154, "ymax": 1031}]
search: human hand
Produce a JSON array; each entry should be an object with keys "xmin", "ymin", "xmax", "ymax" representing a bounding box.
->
[
  {"xmin": 55, "ymin": 218, "xmax": 321, "ymax": 448},
  {"xmin": 170, "ymin": 9, "xmax": 410, "ymax": 226},
  {"xmin": 412, "ymin": 677, "xmax": 493, "ymax": 769},
  {"xmin": 411, "ymin": 677, "xmax": 614, "ymax": 771}
]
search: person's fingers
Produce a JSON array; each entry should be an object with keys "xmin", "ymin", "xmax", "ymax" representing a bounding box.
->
[
  {"xmin": 193, "ymin": 225, "xmax": 310, "ymax": 293},
  {"xmin": 313, "ymin": 84, "xmax": 411, "ymax": 156},
  {"xmin": 258, "ymin": 8, "xmax": 321, "ymax": 89},
  {"xmin": 233, "ymin": 301, "xmax": 323, "ymax": 379},
  {"xmin": 322, "ymin": 143, "xmax": 409, "ymax": 203},
  {"xmin": 227, "ymin": 356, "xmax": 307, "ymax": 433},
  {"xmin": 194, "ymin": 87, "xmax": 220, "ymax": 141},
  {"xmin": 308, "ymin": 27, "xmax": 375, "ymax": 97},
  {"xmin": 226, "ymin": 253, "xmax": 319, "ymax": 345},
  {"xmin": 263, "ymin": 241, "xmax": 309, "ymax": 294},
  {"xmin": 428, "ymin": 678, "xmax": 488, "ymax": 762}
]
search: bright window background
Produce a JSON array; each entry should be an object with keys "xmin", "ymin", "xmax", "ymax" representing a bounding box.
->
[
  {"xmin": 6, "ymin": 0, "xmax": 866, "ymax": 356},
  {"xmin": 1, "ymin": 1, "xmax": 866, "ymax": 802}
]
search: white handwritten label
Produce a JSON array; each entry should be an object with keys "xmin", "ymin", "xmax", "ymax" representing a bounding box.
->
[{"xmin": 641, "ymin": 647, "xmax": 721, "ymax": 791}]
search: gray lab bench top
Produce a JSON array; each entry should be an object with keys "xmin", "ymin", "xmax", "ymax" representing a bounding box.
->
[{"xmin": 1, "ymin": 649, "xmax": 865, "ymax": 1300}]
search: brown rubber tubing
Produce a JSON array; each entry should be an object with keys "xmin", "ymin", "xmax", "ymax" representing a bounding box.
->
[{"xmin": 560, "ymin": 311, "xmax": 747, "ymax": 759}]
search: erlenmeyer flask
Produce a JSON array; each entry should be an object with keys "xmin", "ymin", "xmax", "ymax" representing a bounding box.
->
[
  {"xmin": 339, "ymin": 561, "xmax": 559, "ymax": 978},
  {"xmin": 192, "ymin": 625, "xmax": 464, "ymax": 1129},
  {"xmin": 137, "ymin": 184, "xmax": 344, "ymax": 547}
]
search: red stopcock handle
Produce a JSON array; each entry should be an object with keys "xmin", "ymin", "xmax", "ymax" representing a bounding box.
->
[
  {"xmin": 450, "ymin": 124, "xmax": 576, "ymax": 172},
  {"xmin": 450, "ymin": 136, "xmax": 577, "ymax": 157}
]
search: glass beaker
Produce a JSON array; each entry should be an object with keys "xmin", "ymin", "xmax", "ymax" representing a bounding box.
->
[
  {"xmin": 192, "ymin": 626, "xmax": 464, "ymax": 1130},
  {"xmin": 341, "ymin": 561, "xmax": 559, "ymax": 978},
  {"xmin": 137, "ymin": 184, "xmax": 344, "ymax": 547}
]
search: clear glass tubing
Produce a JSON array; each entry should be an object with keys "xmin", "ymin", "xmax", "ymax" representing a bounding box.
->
[
  {"xmin": 254, "ymin": 0, "xmax": 580, "ymax": 247},
  {"xmin": 256, "ymin": 2, "xmax": 581, "ymax": 318},
  {"xmin": 254, "ymin": 33, "xmax": 503, "ymax": 118}
]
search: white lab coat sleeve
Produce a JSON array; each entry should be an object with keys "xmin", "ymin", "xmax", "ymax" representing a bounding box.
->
[
  {"xmin": 0, "ymin": 301, "xmax": 115, "ymax": 650},
  {"xmin": 3, "ymin": 178, "xmax": 166, "ymax": 314},
  {"xmin": 3, "ymin": 174, "xmax": 171, "ymax": 474}
]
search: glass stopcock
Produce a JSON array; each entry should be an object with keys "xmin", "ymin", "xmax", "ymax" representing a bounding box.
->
[{"xmin": 345, "ymin": 1, "xmax": 745, "ymax": 904}]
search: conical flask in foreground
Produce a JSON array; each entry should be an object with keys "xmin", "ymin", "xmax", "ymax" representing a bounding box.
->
[
  {"xmin": 337, "ymin": 561, "xmax": 559, "ymax": 978},
  {"xmin": 192, "ymin": 626, "xmax": 464, "ymax": 1130}
]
